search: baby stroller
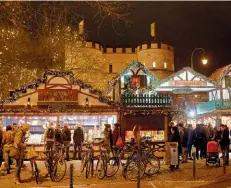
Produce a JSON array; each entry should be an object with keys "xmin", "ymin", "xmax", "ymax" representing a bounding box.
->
[{"xmin": 206, "ymin": 141, "xmax": 220, "ymax": 167}]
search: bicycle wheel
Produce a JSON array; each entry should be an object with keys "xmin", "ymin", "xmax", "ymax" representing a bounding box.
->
[
  {"xmin": 30, "ymin": 160, "xmax": 34, "ymax": 181},
  {"xmin": 106, "ymin": 157, "xmax": 120, "ymax": 177},
  {"xmin": 145, "ymin": 155, "xmax": 160, "ymax": 176},
  {"xmin": 52, "ymin": 157, "xmax": 67, "ymax": 182},
  {"xmin": 96, "ymin": 157, "xmax": 106, "ymax": 179},
  {"xmin": 125, "ymin": 160, "xmax": 145, "ymax": 181},
  {"xmin": 80, "ymin": 152, "xmax": 87, "ymax": 173},
  {"xmin": 85, "ymin": 160, "xmax": 91, "ymax": 179},
  {"xmin": 34, "ymin": 161, "xmax": 39, "ymax": 184}
]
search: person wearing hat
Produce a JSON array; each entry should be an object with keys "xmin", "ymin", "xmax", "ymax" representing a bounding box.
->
[
  {"xmin": 73, "ymin": 124, "xmax": 84, "ymax": 160},
  {"xmin": 13, "ymin": 124, "xmax": 30, "ymax": 184},
  {"xmin": 62, "ymin": 123, "xmax": 71, "ymax": 161},
  {"xmin": 103, "ymin": 124, "xmax": 113, "ymax": 150}
]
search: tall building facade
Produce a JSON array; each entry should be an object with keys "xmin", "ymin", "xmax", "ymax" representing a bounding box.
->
[{"xmin": 65, "ymin": 40, "xmax": 174, "ymax": 89}]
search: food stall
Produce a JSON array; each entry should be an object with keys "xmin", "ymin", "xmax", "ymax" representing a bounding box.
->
[{"xmin": 0, "ymin": 70, "xmax": 118, "ymax": 158}]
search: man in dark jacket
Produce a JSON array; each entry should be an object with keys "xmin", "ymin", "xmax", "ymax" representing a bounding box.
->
[
  {"xmin": 193, "ymin": 124, "xmax": 205, "ymax": 160},
  {"xmin": 187, "ymin": 124, "xmax": 193, "ymax": 160},
  {"xmin": 73, "ymin": 124, "xmax": 84, "ymax": 160},
  {"xmin": 55, "ymin": 125, "xmax": 63, "ymax": 145},
  {"xmin": 62, "ymin": 123, "xmax": 71, "ymax": 161},
  {"xmin": 178, "ymin": 123, "xmax": 188, "ymax": 163},
  {"xmin": 220, "ymin": 124, "xmax": 230, "ymax": 165}
]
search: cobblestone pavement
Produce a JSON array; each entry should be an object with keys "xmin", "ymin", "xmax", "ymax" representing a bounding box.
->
[{"xmin": 0, "ymin": 159, "xmax": 231, "ymax": 188}]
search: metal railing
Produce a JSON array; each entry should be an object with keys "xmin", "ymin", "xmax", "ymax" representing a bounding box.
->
[{"xmin": 120, "ymin": 94, "xmax": 172, "ymax": 107}]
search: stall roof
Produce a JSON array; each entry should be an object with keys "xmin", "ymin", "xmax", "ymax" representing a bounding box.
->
[
  {"xmin": 210, "ymin": 64, "xmax": 231, "ymax": 84},
  {"xmin": 1, "ymin": 70, "xmax": 118, "ymax": 107},
  {"xmin": 106, "ymin": 61, "xmax": 159, "ymax": 94},
  {"xmin": 156, "ymin": 67, "xmax": 216, "ymax": 93}
]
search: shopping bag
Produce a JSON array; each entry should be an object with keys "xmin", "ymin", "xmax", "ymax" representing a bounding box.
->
[{"xmin": 116, "ymin": 137, "xmax": 124, "ymax": 148}]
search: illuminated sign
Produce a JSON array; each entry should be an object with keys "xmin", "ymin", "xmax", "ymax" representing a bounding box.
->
[{"xmin": 169, "ymin": 80, "xmax": 207, "ymax": 86}]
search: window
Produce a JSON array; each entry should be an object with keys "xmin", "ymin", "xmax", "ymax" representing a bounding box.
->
[
  {"xmin": 152, "ymin": 62, "xmax": 156, "ymax": 68},
  {"xmin": 164, "ymin": 62, "xmax": 167, "ymax": 69},
  {"xmin": 109, "ymin": 64, "xmax": 113, "ymax": 73}
]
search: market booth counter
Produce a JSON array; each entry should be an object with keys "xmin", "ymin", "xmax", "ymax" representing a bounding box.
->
[
  {"xmin": 121, "ymin": 112, "xmax": 170, "ymax": 158},
  {"xmin": 0, "ymin": 70, "xmax": 119, "ymax": 159}
]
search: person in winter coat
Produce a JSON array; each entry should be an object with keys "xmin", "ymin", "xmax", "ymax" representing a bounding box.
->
[
  {"xmin": 220, "ymin": 124, "xmax": 230, "ymax": 166},
  {"xmin": 168, "ymin": 121, "xmax": 175, "ymax": 142},
  {"xmin": 193, "ymin": 124, "xmax": 205, "ymax": 160},
  {"xmin": 178, "ymin": 123, "xmax": 188, "ymax": 163},
  {"xmin": 62, "ymin": 123, "xmax": 71, "ymax": 161},
  {"xmin": 170, "ymin": 126, "xmax": 181, "ymax": 169},
  {"xmin": 201, "ymin": 124, "xmax": 209, "ymax": 158},
  {"xmin": 133, "ymin": 125, "xmax": 142, "ymax": 150},
  {"xmin": 55, "ymin": 125, "xmax": 63, "ymax": 144},
  {"xmin": 187, "ymin": 124, "xmax": 193, "ymax": 160},
  {"xmin": 44, "ymin": 122, "xmax": 55, "ymax": 152},
  {"xmin": 112, "ymin": 123, "xmax": 120, "ymax": 146},
  {"xmin": 103, "ymin": 124, "xmax": 113, "ymax": 150},
  {"xmin": 208, "ymin": 124, "xmax": 214, "ymax": 141},
  {"xmin": 2, "ymin": 125, "xmax": 14, "ymax": 174},
  {"xmin": 73, "ymin": 124, "xmax": 84, "ymax": 160},
  {"xmin": 13, "ymin": 124, "xmax": 30, "ymax": 184}
]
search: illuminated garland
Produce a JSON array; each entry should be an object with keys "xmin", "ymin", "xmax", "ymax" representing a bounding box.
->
[
  {"xmin": 157, "ymin": 67, "xmax": 216, "ymax": 87},
  {"xmin": 210, "ymin": 64, "xmax": 231, "ymax": 85},
  {"xmin": 106, "ymin": 61, "xmax": 159, "ymax": 95},
  {"xmin": 1, "ymin": 69, "xmax": 119, "ymax": 106}
]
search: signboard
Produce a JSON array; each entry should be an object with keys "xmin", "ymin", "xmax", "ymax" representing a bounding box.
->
[
  {"xmin": 168, "ymin": 80, "xmax": 207, "ymax": 87},
  {"xmin": 38, "ymin": 89, "xmax": 78, "ymax": 102}
]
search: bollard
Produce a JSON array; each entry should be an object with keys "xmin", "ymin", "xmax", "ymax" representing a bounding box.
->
[
  {"xmin": 223, "ymin": 150, "xmax": 226, "ymax": 175},
  {"xmin": 70, "ymin": 164, "xmax": 74, "ymax": 188},
  {"xmin": 193, "ymin": 152, "xmax": 196, "ymax": 179}
]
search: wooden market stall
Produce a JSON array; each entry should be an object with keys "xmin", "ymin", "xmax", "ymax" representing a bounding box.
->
[{"xmin": 0, "ymin": 70, "xmax": 118, "ymax": 158}]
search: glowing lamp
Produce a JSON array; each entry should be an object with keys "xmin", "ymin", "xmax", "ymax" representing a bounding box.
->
[
  {"xmin": 188, "ymin": 110, "xmax": 196, "ymax": 118},
  {"xmin": 202, "ymin": 59, "xmax": 208, "ymax": 65}
]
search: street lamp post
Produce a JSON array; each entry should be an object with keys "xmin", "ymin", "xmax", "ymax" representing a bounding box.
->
[{"xmin": 190, "ymin": 48, "xmax": 208, "ymax": 69}]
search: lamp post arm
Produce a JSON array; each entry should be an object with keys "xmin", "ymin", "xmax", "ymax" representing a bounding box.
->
[{"xmin": 190, "ymin": 48, "xmax": 205, "ymax": 70}]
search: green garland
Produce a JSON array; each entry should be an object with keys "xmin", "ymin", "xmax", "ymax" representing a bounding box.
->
[
  {"xmin": 1, "ymin": 69, "xmax": 119, "ymax": 107},
  {"xmin": 106, "ymin": 61, "xmax": 159, "ymax": 95}
]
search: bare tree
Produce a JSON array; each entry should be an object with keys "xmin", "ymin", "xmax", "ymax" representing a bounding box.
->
[{"xmin": 0, "ymin": 1, "xmax": 132, "ymax": 100}]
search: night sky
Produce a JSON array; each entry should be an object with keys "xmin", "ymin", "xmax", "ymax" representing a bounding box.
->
[{"xmin": 84, "ymin": 2, "xmax": 231, "ymax": 76}]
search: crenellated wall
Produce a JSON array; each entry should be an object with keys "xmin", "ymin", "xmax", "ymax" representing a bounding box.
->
[{"xmin": 65, "ymin": 41, "xmax": 174, "ymax": 85}]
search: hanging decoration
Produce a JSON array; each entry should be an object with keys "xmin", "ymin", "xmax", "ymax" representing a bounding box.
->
[
  {"xmin": 1, "ymin": 69, "xmax": 119, "ymax": 107},
  {"xmin": 210, "ymin": 64, "xmax": 231, "ymax": 85},
  {"xmin": 106, "ymin": 61, "xmax": 159, "ymax": 95},
  {"xmin": 156, "ymin": 67, "xmax": 216, "ymax": 88}
]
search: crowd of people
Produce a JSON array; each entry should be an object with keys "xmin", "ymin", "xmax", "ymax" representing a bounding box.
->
[
  {"xmin": 169, "ymin": 122, "xmax": 230, "ymax": 170},
  {"xmin": 0, "ymin": 120, "xmax": 230, "ymax": 184}
]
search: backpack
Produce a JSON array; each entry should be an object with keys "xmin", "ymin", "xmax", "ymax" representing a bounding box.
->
[{"xmin": 47, "ymin": 128, "xmax": 54, "ymax": 139}]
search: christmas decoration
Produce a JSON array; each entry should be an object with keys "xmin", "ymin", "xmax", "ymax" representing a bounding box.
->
[
  {"xmin": 157, "ymin": 67, "xmax": 216, "ymax": 87},
  {"xmin": 1, "ymin": 69, "xmax": 119, "ymax": 107},
  {"xmin": 210, "ymin": 64, "xmax": 231, "ymax": 85},
  {"xmin": 106, "ymin": 61, "xmax": 159, "ymax": 95}
]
